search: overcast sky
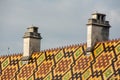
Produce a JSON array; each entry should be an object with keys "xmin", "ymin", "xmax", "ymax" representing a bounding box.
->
[{"xmin": 0, "ymin": 0, "xmax": 120, "ymax": 55}]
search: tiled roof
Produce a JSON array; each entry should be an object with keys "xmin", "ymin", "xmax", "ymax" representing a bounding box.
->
[{"xmin": 0, "ymin": 39, "xmax": 120, "ymax": 80}]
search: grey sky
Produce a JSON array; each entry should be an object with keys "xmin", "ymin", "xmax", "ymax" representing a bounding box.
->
[{"xmin": 0, "ymin": 0, "xmax": 120, "ymax": 55}]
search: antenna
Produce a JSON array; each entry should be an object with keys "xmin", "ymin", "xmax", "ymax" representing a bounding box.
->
[{"xmin": 7, "ymin": 47, "xmax": 10, "ymax": 54}]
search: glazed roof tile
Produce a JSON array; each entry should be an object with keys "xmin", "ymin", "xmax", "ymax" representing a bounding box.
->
[{"xmin": 0, "ymin": 39, "xmax": 120, "ymax": 80}]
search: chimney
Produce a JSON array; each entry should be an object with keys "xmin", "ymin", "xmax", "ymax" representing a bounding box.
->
[
  {"xmin": 22, "ymin": 25, "xmax": 42, "ymax": 61},
  {"xmin": 86, "ymin": 13, "xmax": 111, "ymax": 54}
]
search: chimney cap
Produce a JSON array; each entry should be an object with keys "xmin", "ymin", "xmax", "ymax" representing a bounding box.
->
[
  {"xmin": 92, "ymin": 12, "xmax": 106, "ymax": 16},
  {"xmin": 27, "ymin": 25, "xmax": 39, "ymax": 29},
  {"xmin": 26, "ymin": 25, "xmax": 39, "ymax": 33}
]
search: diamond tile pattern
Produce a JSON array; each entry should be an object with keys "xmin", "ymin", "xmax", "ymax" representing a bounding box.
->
[
  {"xmin": 74, "ymin": 55, "xmax": 92, "ymax": 73},
  {"xmin": 0, "ymin": 39, "xmax": 120, "ymax": 80}
]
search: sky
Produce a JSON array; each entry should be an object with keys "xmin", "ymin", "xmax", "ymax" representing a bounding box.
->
[{"xmin": 0, "ymin": 0, "xmax": 120, "ymax": 55}]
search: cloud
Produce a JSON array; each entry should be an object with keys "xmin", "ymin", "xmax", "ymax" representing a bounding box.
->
[{"xmin": 0, "ymin": 0, "xmax": 120, "ymax": 55}]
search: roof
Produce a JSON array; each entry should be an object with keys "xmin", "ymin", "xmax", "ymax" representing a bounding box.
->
[{"xmin": 0, "ymin": 39, "xmax": 120, "ymax": 80}]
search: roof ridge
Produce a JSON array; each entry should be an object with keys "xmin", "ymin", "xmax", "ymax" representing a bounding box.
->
[
  {"xmin": 96, "ymin": 38, "xmax": 120, "ymax": 43},
  {"xmin": 0, "ymin": 53, "xmax": 22, "ymax": 58},
  {"xmin": 42, "ymin": 42, "xmax": 86, "ymax": 52},
  {"xmin": 0, "ymin": 38, "xmax": 119, "ymax": 57}
]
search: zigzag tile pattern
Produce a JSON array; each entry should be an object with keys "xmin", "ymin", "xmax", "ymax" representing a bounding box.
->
[{"xmin": 0, "ymin": 39, "xmax": 120, "ymax": 80}]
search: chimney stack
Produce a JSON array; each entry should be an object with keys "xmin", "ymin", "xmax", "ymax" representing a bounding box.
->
[
  {"xmin": 22, "ymin": 25, "xmax": 42, "ymax": 61},
  {"xmin": 86, "ymin": 13, "xmax": 111, "ymax": 54}
]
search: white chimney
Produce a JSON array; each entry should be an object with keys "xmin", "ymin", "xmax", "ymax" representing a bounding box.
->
[
  {"xmin": 22, "ymin": 25, "xmax": 42, "ymax": 61},
  {"xmin": 86, "ymin": 13, "xmax": 111, "ymax": 54}
]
